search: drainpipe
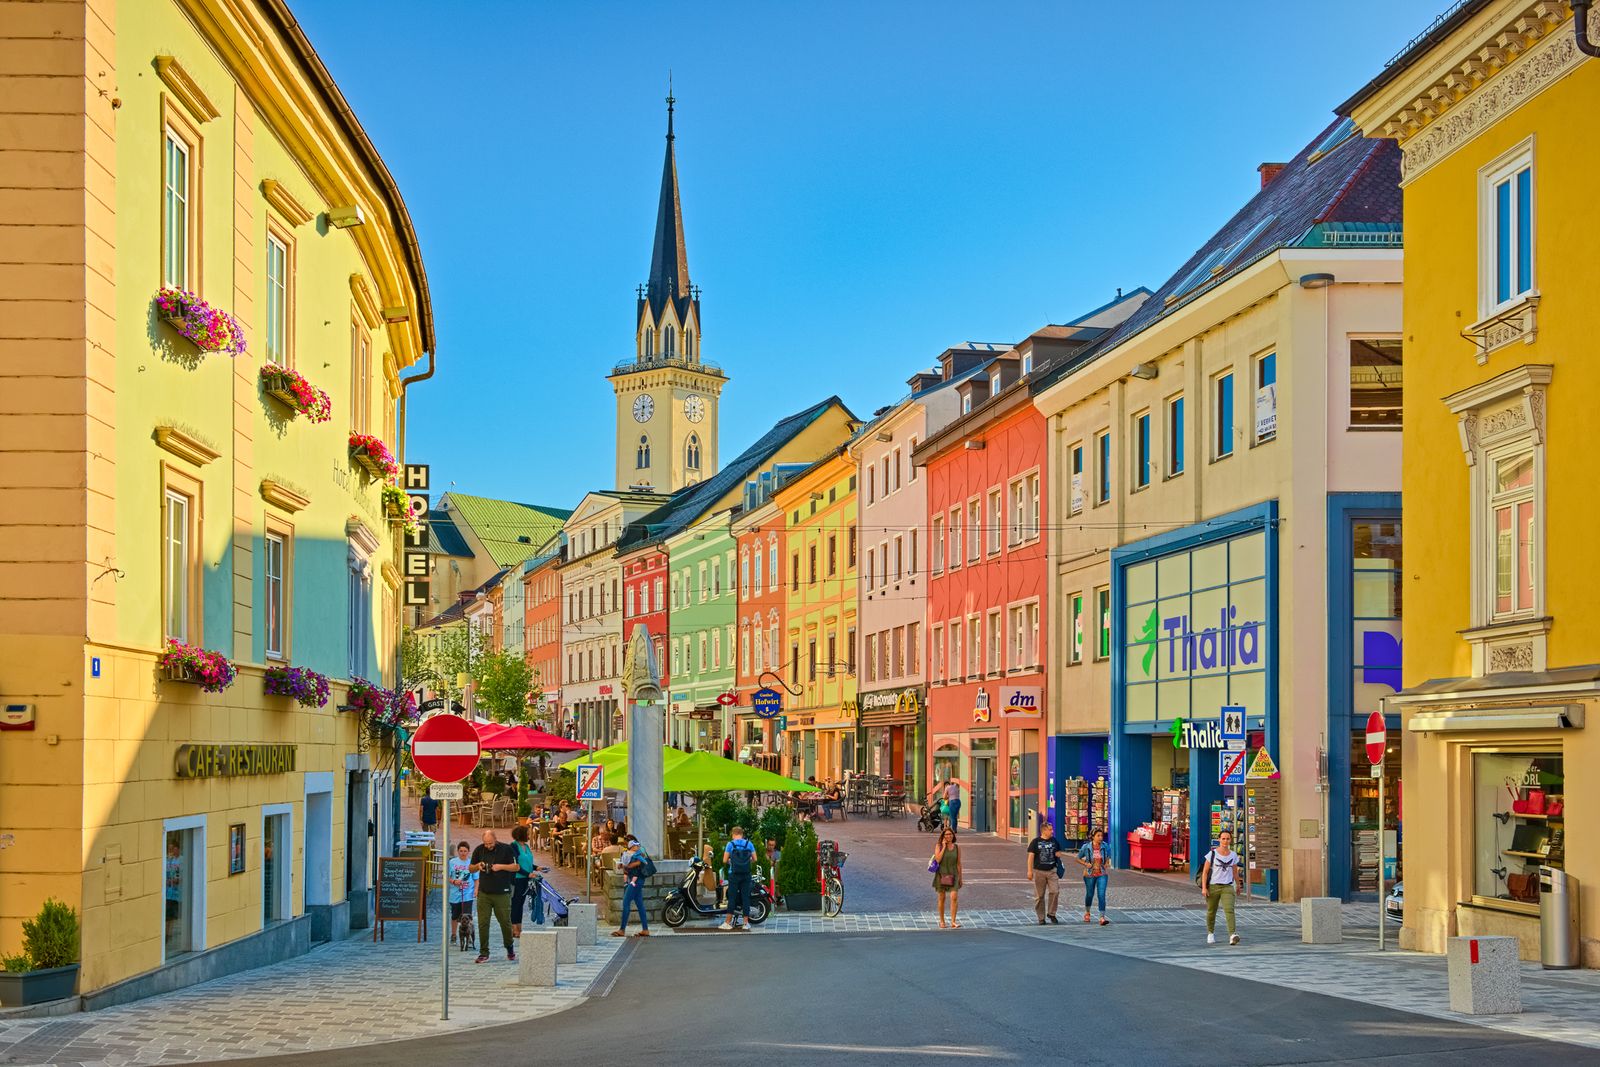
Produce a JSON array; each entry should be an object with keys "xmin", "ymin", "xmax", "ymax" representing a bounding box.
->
[
  {"xmin": 1577, "ymin": 0, "xmax": 1600, "ymax": 57},
  {"xmin": 395, "ymin": 350, "xmax": 436, "ymax": 846}
]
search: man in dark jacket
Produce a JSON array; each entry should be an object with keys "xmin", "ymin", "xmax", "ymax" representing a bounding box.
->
[{"xmin": 470, "ymin": 829, "xmax": 520, "ymax": 963}]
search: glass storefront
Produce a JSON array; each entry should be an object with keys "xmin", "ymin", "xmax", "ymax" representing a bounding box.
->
[
  {"xmin": 1349, "ymin": 517, "xmax": 1402, "ymax": 896},
  {"xmin": 1348, "ymin": 734, "xmax": 1400, "ymax": 894},
  {"xmin": 1474, "ymin": 751, "xmax": 1565, "ymax": 907},
  {"xmin": 1007, "ymin": 728, "xmax": 1040, "ymax": 835},
  {"xmin": 263, "ymin": 813, "xmax": 289, "ymax": 925},
  {"xmin": 971, "ymin": 735, "xmax": 998, "ymax": 833}
]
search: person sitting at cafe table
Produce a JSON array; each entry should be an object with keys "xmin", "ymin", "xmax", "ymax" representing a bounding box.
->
[{"xmin": 673, "ymin": 805, "xmax": 692, "ymax": 829}]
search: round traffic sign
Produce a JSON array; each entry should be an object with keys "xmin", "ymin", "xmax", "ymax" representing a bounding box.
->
[
  {"xmin": 1365, "ymin": 711, "xmax": 1387, "ymax": 766},
  {"xmin": 411, "ymin": 714, "xmax": 481, "ymax": 782}
]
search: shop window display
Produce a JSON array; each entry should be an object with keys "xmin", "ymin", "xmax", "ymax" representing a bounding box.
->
[
  {"xmin": 164, "ymin": 827, "xmax": 200, "ymax": 959},
  {"xmin": 1474, "ymin": 752, "xmax": 1564, "ymax": 909}
]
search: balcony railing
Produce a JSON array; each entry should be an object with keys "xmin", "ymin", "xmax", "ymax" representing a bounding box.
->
[{"xmin": 610, "ymin": 354, "xmax": 726, "ymax": 378}]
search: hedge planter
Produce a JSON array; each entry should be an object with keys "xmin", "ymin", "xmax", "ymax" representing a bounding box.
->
[{"xmin": 0, "ymin": 964, "xmax": 79, "ymax": 1007}]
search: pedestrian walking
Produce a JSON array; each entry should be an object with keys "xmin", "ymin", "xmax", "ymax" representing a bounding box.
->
[
  {"xmin": 614, "ymin": 836, "xmax": 651, "ymax": 937},
  {"xmin": 469, "ymin": 829, "xmax": 519, "ymax": 963},
  {"xmin": 1024, "ymin": 822, "xmax": 1064, "ymax": 925},
  {"xmin": 509, "ymin": 824, "xmax": 544, "ymax": 939},
  {"xmin": 419, "ymin": 789, "xmax": 439, "ymax": 834},
  {"xmin": 931, "ymin": 827, "xmax": 962, "ymax": 928},
  {"xmin": 929, "ymin": 776, "xmax": 966, "ymax": 829},
  {"xmin": 719, "ymin": 825, "xmax": 758, "ymax": 930},
  {"xmin": 1200, "ymin": 829, "xmax": 1241, "ymax": 945},
  {"xmin": 1076, "ymin": 828, "xmax": 1111, "ymax": 925}
]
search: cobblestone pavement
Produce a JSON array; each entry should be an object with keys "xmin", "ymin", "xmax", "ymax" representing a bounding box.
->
[
  {"xmin": 0, "ymin": 928, "xmax": 625, "ymax": 1066},
  {"xmin": 1006, "ymin": 921, "xmax": 1600, "ymax": 1052}
]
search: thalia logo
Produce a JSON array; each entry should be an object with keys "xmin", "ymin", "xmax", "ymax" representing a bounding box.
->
[
  {"xmin": 1139, "ymin": 607, "xmax": 1264, "ymax": 678},
  {"xmin": 1168, "ymin": 717, "xmax": 1226, "ymax": 749}
]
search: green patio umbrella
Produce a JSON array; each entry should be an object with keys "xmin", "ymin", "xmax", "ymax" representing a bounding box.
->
[{"xmin": 601, "ymin": 750, "xmax": 819, "ymax": 855}]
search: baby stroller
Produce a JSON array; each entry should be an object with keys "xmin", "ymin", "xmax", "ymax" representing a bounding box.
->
[
  {"xmin": 917, "ymin": 800, "xmax": 945, "ymax": 833},
  {"xmin": 536, "ymin": 875, "xmax": 575, "ymax": 927}
]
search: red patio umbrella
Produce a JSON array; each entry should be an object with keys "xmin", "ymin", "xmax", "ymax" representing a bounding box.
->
[
  {"xmin": 474, "ymin": 721, "xmax": 508, "ymax": 746},
  {"xmin": 478, "ymin": 724, "xmax": 588, "ymax": 752}
]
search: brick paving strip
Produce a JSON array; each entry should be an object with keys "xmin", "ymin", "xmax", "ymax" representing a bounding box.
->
[{"xmin": 0, "ymin": 931, "xmax": 624, "ymax": 1066}]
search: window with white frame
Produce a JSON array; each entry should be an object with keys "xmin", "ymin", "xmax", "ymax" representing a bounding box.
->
[
  {"xmin": 162, "ymin": 125, "xmax": 196, "ymax": 291},
  {"xmin": 711, "ymin": 628, "xmax": 720, "ymax": 670},
  {"xmin": 163, "ymin": 486, "xmax": 194, "ymax": 643},
  {"xmin": 909, "ymin": 438, "xmax": 919, "ymax": 479},
  {"xmin": 1068, "ymin": 592, "xmax": 1084, "ymax": 664},
  {"xmin": 966, "ymin": 615, "xmax": 980, "ymax": 677},
  {"xmin": 987, "ymin": 489, "xmax": 1002, "ymax": 554},
  {"xmin": 1026, "ymin": 472, "xmax": 1040, "ymax": 540},
  {"xmin": 1254, "ymin": 352, "xmax": 1278, "ymax": 443},
  {"xmin": 949, "ymin": 508, "xmax": 962, "ymax": 567},
  {"xmin": 1133, "ymin": 410, "xmax": 1152, "ymax": 489},
  {"xmin": 1491, "ymin": 451, "xmax": 1536, "ymax": 620},
  {"xmin": 264, "ymin": 531, "xmax": 286, "ymax": 659},
  {"xmin": 908, "ymin": 622, "xmax": 920, "ymax": 673},
  {"xmin": 347, "ymin": 550, "xmax": 371, "ymax": 679},
  {"xmin": 1070, "ymin": 444, "xmax": 1084, "ymax": 514},
  {"xmin": 265, "ymin": 230, "xmax": 291, "ymax": 366},
  {"xmin": 932, "ymin": 623, "xmax": 944, "ymax": 682},
  {"xmin": 987, "ymin": 610, "xmax": 1002, "ymax": 675},
  {"xmin": 1096, "ymin": 431, "xmax": 1112, "ymax": 504},
  {"xmin": 1480, "ymin": 139, "xmax": 1534, "ymax": 316},
  {"xmin": 932, "ymin": 515, "xmax": 945, "ymax": 572},
  {"xmin": 910, "ymin": 528, "xmax": 919, "ymax": 576},
  {"xmin": 1167, "ymin": 394, "xmax": 1186, "ymax": 475},
  {"xmin": 1214, "ymin": 370, "xmax": 1235, "ymax": 458},
  {"xmin": 753, "ymin": 619, "xmax": 765, "ymax": 671},
  {"xmin": 949, "ymin": 619, "xmax": 962, "ymax": 682},
  {"xmin": 1008, "ymin": 479, "xmax": 1025, "ymax": 545},
  {"xmin": 966, "ymin": 500, "xmax": 981, "ymax": 562}
]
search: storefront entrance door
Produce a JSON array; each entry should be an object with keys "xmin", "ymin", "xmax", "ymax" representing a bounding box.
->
[{"xmin": 972, "ymin": 755, "xmax": 996, "ymax": 833}]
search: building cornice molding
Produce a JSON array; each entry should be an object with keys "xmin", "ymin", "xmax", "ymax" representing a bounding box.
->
[
  {"xmin": 154, "ymin": 55, "xmax": 221, "ymax": 122},
  {"xmin": 349, "ymin": 274, "xmax": 383, "ymax": 329},
  {"xmin": 1356, "ymin": 4, "xmax": 1590, "ymax": 185},
  {"xmin": 154, "ymin": 425, "xmax": 222, "ymax": 466},
  {"xmin": 259, "ymin": 479, "xmax": 310, "ymax": 513},
  {"xmin": 259, "ymin": 178, "xmax": 314, "ymax": 227},
  {"xmin": 346, "ymin": 516, "xmax": 383, "ymax": 556}
]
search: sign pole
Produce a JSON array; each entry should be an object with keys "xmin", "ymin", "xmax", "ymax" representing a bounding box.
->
[
  {"xmin": 1240, "ymin": 783, "xmax": 1249, "ymax": 906},
  {"xmin": 440, "ymin": 796, "xmax": 450, "ymax": 1019},
  {"xmin": 585, "ymin": 801, "xmax": 594, "ymax": 904},
  {"xmin": 1377, "ymin": 761, "xmax": 1385, "ymax": 952}
]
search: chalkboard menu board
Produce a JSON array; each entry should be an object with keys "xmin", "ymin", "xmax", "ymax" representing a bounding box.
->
[{"xmin": 375, "ymin": 856, "xmax": 426, "ymax": 941}]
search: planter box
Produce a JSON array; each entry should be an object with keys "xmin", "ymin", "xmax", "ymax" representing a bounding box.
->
[
  {"xmin": 784, "ymin": 891, "xmax": 822, "ymax": 912},
  {"xmin": 0, "ymin": 964, "xmax": 79, "ymax": 1007},
  {"xmin": 262, "ymin": 374, "xmax": 302, "ymax": 417},
  {"xmin": 350, "ymin": 446, "xmax": 387, "ymax": 479},
  {"xmin": 163, "ymin": 663, "xmax": 200, "ymax": 686}
]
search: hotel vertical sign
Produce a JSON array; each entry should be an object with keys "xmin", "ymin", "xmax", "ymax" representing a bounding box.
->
[{"xmin": 403, "ymin": 464, "xmax": 430, "ymax": 608}]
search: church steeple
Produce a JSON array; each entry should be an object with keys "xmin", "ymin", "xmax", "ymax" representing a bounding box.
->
[{"xmin": 644, "ymin": 85, "xmax": 694, "ymax": 325}]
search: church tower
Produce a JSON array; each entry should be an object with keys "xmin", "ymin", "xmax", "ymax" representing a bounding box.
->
[{"xmin": 610, "ymin": 90, "xmax": 726, "ymax": 493}]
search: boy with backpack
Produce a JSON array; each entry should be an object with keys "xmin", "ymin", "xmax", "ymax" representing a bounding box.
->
[{"xmin": 720, "ymin": 826, "xmax": 758, "ymax": 931}]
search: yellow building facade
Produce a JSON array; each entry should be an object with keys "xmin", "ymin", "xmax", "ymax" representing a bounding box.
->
[
  {"xmin": 776, "ymin": 452, "xmax": 859, "ymax": 782},
  {"xmin": 0, "ymin": 0, "xmax": 432, "ymax": 1000},
  {"xmin": 1346, "ymin": 1, "xmax": 1600, "ymax": 962}
]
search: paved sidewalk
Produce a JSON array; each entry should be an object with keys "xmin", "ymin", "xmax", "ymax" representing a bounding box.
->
[
  {"xmin": 1006, "ymin": 921, "xmax": 1600, "ymax": 1052},
  {"xmin": 0, "ymin": 931, "xmax": 625, "ymax": 1066}
]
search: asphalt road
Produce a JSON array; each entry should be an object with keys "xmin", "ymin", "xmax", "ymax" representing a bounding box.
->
[{"xmin": 235, "ymin": 930, "xmax": 1593, "ymax": 1067}]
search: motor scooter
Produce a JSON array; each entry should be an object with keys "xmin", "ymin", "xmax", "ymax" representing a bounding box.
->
[{"xmin": 661, "ymin": 855, "xmax": 771, "ymax": 928}]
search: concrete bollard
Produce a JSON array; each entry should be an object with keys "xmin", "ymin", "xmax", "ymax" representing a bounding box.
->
[
  {"xmin": 1300, "ymin": 897, "xmax": 1343, "ymax": 944},
  {"xmin": 1447, "ymin": 936, "xmax": 1521, "ymax": 1014},
  {"xmin": 555, "ymin": 925, "xmax": 577, "ymax": 964},
  {"xmin": 517, "ymin": 929, "xmax": 558, "ymax": 987},
  {"xmin": 569, "ymin": 903, "xmax": 598, "ymax": 947}
]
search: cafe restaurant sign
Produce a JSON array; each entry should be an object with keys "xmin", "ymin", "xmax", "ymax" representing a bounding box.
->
[{"xmin": 175, "ymin": 743, "xmax": 297, "ymax": 779}]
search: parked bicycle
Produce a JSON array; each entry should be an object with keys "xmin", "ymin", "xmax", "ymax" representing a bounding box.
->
[{"xmin": 818, "ymin": 839, "xmax": 846, "ymax": 917}]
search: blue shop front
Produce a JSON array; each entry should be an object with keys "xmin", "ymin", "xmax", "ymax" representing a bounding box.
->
[{"xmin": 1109, "ymin": 503, "xmax": 1280, "ymax": 899}]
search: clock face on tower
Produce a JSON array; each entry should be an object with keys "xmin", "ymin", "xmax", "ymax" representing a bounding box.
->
[
  {"xmin": 632, "ymin": 394, "xmax": 654, "ymax": 423},
  {"xmin": 684, "ymin": 394, "xmax": 705, "ymax": 423}
]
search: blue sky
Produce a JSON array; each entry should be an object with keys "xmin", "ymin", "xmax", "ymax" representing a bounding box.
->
[{"xmin": 294, "ymin": 1, "xmax": 1440, "ymax": 507}]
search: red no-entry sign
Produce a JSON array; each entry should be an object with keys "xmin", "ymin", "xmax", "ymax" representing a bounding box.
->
[
  {"xmin": 1365, "ymin": 711, "xmax": 1387, "ymax": 766},
  {"xmin": 411, "ymin": 714, "xmax": 480, "ymax": 782}
]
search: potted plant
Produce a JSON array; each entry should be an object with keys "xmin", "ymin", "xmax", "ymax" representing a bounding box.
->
[
  {"xmin": 346, "ymin": 677, "xmax": 390, "ymax": 718},
  {"xmin": 778, "ymin": 818, "xmax": 822, "ymax": 911},
  {"xmin": 380, "ymin": 484, "xmax": 420, "ymax": 536},
  {"xmin": 0, "ymin": 898, "xmax": 80, "ymax": 1007},
  {"xmin": 348, "ymin": 432, "xmax": 398, "ymax": 480},
  {"xmin": 262, "ymin": 664, "xmax": 331, "ymax": 708},
  {"xmin": 516, "ymin": 771, "xmax": 532, "ymax": 822},
  {"xmin": 155, "ymin": 288, "xmax": 247, "ymax": 356},
  {"xmin": 260, "ymin": 363, "xmax": 332, "ymax": 423},
  {"xmin": 159, "ymin": 640, "xmax": 237, "ymax": 693}
]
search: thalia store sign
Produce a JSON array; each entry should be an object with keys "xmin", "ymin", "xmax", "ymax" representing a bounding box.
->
[{"xmin": 1137, "ymin": 606, "xmax": 1263, "ymax": 677}]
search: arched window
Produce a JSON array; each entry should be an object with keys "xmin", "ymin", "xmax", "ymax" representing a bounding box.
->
[
  {"xmin": 643, "ymin": 328, "xmax": 654, "ymax": 358},
  {"xmin": 663, "ymin": 325, "xmax": 676, "ymax": 357},
  {"xmin": 685, "ymin": 330, "xmax": 695, "ymax": 358},
  {"xmin": 685, "ymin": 433, "xmax": 701, "ymax": 470},
  {"xmin": 636, "ymin": 435, "xmax": 650, "ymax": 469}
]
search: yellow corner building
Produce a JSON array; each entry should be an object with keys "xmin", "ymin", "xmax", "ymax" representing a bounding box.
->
[
  {"xmin": 0, "ymin": 0, "xmax": 433, "ymax": 1001},
  {"xmin": 774, "ymin": 450, "xmax": 859, "ymax": 781},
  {"xmin": 1345, "ymin": 1, "xmax": 1600, "ymax": 962}
]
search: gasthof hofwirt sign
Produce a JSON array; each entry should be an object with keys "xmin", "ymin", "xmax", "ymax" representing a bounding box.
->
[{"xmin": 175, "ymin": 744, "xmax": 297, "ymax": 779}]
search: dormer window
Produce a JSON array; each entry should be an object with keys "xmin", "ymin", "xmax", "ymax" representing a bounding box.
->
[
  {"xmin": 990, "ymin": 371, "xmax": 1001, "ymax": 394},
  {"xmin": 685, "ymin": 433, "xmax": 701, "ymax": 471},
  {"xmin": 962, "ymin": 393, "xmax": 973, "ymax": 415}
]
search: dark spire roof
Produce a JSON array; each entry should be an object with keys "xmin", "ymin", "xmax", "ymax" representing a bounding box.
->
[{"xmin": 644, "ymin": 87, "xmax": 694, "ymax": 325}]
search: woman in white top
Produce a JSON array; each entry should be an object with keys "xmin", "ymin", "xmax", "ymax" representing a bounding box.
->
[{"xmin": 1199, "ymin": 830, "xmax": 1241, "ymax": 945}]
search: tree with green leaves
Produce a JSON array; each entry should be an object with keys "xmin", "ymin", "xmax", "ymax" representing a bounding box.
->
[{"xmin": 473, "ymin": 649, "xmax": 541, "ymax": 724}]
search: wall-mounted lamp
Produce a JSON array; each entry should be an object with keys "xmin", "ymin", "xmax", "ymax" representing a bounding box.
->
[
  {"xmin": 1129, "ymin": 362, "xmax": 1159, "ymax": 380},
  {"xmin": 326, "ymin": 205, "xmax": 365, "ymax": 228},
  {"xmin": 1298, "ymin": 272, "xmax": 1335, "ymax": 289},
  {"xmin": 809, "ymin": 491, "xmax": 825, "ymax": 501},
  {"xmin": 964, "ymin": 440, "xmax": 985, "ymax": 451},
  {"xmin": 382, "ymin": 306, "xmax": 411, "ymax": 324},
  {"xmin": 875, "ymin": 431, "xmax": 892, "ymax": 443}
]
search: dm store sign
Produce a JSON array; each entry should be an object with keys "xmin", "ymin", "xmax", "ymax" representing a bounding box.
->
[{"xmin": 1122, "ymin": 530, "xmax": 1270, "ymax": 725}]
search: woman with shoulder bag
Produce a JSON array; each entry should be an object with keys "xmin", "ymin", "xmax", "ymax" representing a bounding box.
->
[{"xmin": 931, "ymin": 827, "xmax": 963, "ymax": 929}]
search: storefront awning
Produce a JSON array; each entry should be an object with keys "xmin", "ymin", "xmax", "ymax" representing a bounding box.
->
[{"xmin": 1406, "ymin": 705, "xmax": 1584, "ymax": 733}]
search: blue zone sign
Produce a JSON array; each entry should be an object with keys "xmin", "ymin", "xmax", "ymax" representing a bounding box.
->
[{"xmin": 751, "ymin": 687, "xmax": 782, "ymax": 719}]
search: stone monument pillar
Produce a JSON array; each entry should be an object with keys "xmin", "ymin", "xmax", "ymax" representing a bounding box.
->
[{"xmin": 623, "ymin": 628, "xmax": 665, "ymax": 858}]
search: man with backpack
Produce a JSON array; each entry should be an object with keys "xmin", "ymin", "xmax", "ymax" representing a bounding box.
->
[
  {"xmin": 614, "ymin": 836, "xmax": 653, "ymax": 938},
  {"xmin": 720, "ymin": 825, "xmax": 758, "ymax": 931}
]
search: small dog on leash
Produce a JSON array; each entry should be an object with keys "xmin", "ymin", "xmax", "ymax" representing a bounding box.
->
[{"xmin": 455, "ymin": 905, "xmax": 476, "ymax": 953}]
